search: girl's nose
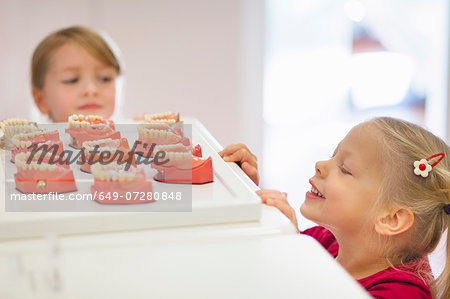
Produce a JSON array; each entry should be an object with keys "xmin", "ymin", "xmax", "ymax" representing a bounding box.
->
[
  {"xmin": 315, "ymin": 160, "xmax": 328, "ymax": 177},
  {"xmin": 82, "ymin": 80, "xmax": 99, "ymax": 97}
]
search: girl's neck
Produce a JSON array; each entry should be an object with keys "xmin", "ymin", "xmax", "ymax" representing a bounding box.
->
[{"xmin": 334, "ymin": 232, "xmax": 390, "ymax": 280}]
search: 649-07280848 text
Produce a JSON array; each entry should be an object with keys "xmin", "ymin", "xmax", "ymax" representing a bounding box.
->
[{"xmin": 93, "ymin": 191, "xmax": 183, "ymax": 202}]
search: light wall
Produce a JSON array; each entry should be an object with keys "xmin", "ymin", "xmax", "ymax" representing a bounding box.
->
[{"xmin": 0, "ymin": 0, "xmax": 264, "ymax": 156}]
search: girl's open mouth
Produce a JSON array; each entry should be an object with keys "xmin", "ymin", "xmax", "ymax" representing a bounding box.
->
[{"xmin": 307, "ymin": 179, "xmax": 325, "ymax": 199}]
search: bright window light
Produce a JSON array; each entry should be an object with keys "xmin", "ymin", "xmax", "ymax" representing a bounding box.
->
[
  {"xmin": 344, "ymin": 0, "xmax": 366, "ymax": 22},
  {"xmin": 350, "ymin": 51, "xmax": 414, "ymax": 109}
]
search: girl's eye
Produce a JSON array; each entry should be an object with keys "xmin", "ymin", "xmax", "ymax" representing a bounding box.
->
[
  {"xmin": 62, "ymin": 78, "xmax": 78, "ymax": 84},
  {"xmin": 339, "ymin": 164, "xmax": 352, "ymax": 175},
  {"xmin": 99, "ymin": 76, "xmax": 112, "ymax": 82}
]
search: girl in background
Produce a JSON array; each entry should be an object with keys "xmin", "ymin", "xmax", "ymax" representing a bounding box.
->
[{"xmin": 31, "ymin": 26, "xmax": 121, "ymax": 122}]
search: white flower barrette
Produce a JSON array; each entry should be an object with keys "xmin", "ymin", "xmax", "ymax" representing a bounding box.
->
[{"xmin": 413, "ymin": 153, "xmax": 445, "ymax": 178}]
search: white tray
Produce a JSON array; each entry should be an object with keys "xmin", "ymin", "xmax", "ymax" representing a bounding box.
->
[{"xmin": 0, "ymin": 117, "xmax": 261, "ymax": 240}]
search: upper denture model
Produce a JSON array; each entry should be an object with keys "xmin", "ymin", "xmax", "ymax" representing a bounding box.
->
[
  {"xmin": 0, "ymin": 118, "xmax": 39, "ymax": 150},
  {"xmin": 65, "ymin": 114, "xmax": 120, "ymax": 149},
  {"xmin": 80, "ymin": 138, "xmax": 136, "ymax": 173},
  {"xmin": 11, "ymin": 130, "xmax": 63, "ymax": 163}
]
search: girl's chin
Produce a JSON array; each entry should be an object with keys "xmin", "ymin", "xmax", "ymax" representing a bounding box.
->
[
  {"xmin": 299, "ymin": 203, "xmax": 313, "ymax": 219},
  {"xmin": 300, "ymin": 203, "xmax": 323, "ymax": 224}
]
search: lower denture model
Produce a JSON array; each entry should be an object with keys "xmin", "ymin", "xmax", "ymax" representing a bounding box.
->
[
  {"xmin": 90, "ymin": 163, "xmax": 153, "ymax": 204},
  {"xmin": 65, "ymin": 114, "xmax": 120, "ymax": 149},
  {"xmin": 11, "ymin": 130, "xmax": 63, "ymax": 163},
  {"xmin": 0, "ymin": 118, "xmax": 39, "ymax": 150},
  {"xmin": 135, "ymin": 123, "xmax": 189, "ymax": 158},
  {"xmin": 134, "ymin": 112, "xmax": 181, "ymax": 124},
  {"xmin": 80, "ymin": 138, "xmax": 136, "ymax": 173},
  {"xmin": 14, "ymin": 151, "xmax": 77, "ymax": 194},
  {"xmin": 151, "ymin": 143, "xmax": 213, "ymax": 184},
  {"xmin": 144, "ymin": 112, "xmax": 180, "ymax": 124}
]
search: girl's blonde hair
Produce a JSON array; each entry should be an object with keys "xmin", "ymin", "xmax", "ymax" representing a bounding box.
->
[
  {"xmin": 370, "ymin": 117, "xmax": 450, "ymax": 299},
  {"xmin": 31, "ymin": 25, "xmax": 121, "ymax": 89}
]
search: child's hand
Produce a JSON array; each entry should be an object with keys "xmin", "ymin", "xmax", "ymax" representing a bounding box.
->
[
  {"xmin": 219, "ymin": 143, "xmax": 259, "ymax": 185},
  {"xmin": 256, "ymin": 190, "xmax": 299, "ymax": 233}
]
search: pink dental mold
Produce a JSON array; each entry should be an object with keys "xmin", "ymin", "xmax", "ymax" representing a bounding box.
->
[
  {"xmin": 90, "ymin": 163, "xmax": 154, "ymax": 205},
  {"xmin": 11, "ymin": 130, "xmax": 63, "ymax": 163},
  {"xmin": 65, "ymin": 114, "xmax": 120, "ymax": 149},
  {"xmin": 151, "ymin": 144, "xmax": 213, "ymax": 184},
  {"xmin": 14, "ymin": 151, "xmax": 77, "ymax": 194},
  {"xmin": 134, "ymin": 123, "xmax": 189, "ymax": 158},
  {"xmin": 79, "ymin": 138, "xmax": 136, "ymax": 173}
]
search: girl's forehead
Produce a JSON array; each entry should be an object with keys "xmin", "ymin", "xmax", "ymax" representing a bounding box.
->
[
  {"xmin": 49, "ymin": 42, "xmax": 107, "ymax": 71},
  {"xmin": 346, "ymin": 122, "xmax": 379, "ymax": 142},
  {"xmin": 339, "ymin": 123, "xmax": 383, "ymax": 158}
]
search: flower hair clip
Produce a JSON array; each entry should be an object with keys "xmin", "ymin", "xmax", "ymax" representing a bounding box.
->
[{"xmin": 413, "ymin": 153, "xmax": 445, "ymax": 178}]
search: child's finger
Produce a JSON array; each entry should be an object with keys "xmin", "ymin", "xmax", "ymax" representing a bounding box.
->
[
  {"xmin": 241, "ymin": 162, "xmax": 259, "ymax": 185},
  {"xmin": 256, "ymin": 190, "xmax": 284, "ymax": 201},
  {"xmin": 218, "ymin": 143, "xmax": 243, "ymax": 157},
  {"xmin": 222, "ymin": 148, "xmax": 257, "ymax": 168},
  {"xmin": 256, "ymin": 189, "xmax": 287, "ymax": 202},
  {"xmin": 219, "ymin": 143, "xmax": 257, "ymax": 161}
]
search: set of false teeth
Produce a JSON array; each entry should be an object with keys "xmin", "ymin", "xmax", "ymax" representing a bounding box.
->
[
  {"xmin": 0, "ymin": 119, "xmax": 38, "ymax": 138},
  {"xmin": 137, "ymin": 127, "xmax": 179, "ymax": 139},
  {"xmin": 91, "ymin": 163, "xmax": 144, "ymax": 181},
  {"xmin": 12, "ymin": 130, "xmax": 52, "ymax": 148},
  {"xmin": 14, "ymin": 152, "xmax": 57, "ymax": 171},
  {"xmin": 82, "ymin": 138, "xmax": 120, "ymax": 153},
  {"xmin": 144, "ymin": 112, "xmax": 178, "ymax": 122},
  {"xmin": 144, "ymin": 118, "xmax": 177, "ymax": 124},
  {"xmin": 138, "ymin": 123, "xmax": 173, "ymax": 131},
  {"xmin": 154, "ymin": 143, "xmax": 190, "ymax": 153},
  {"xmin": 68, "ymin": 120, "xmax": 108, "ymax": 129},
  {"xmin": 0, "ymin": 118, "xmax": 33, "ymax": 128},
  {"xmin": 68, "ymin": 114, "xmax": 103, "ymax": 122},
  {"xmin": 68, "ymin": 114, "xmax": 108, "ymax": 128}
]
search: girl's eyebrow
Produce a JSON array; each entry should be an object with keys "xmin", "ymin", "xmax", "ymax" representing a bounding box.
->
[
  {"xmin": 58, "ymin": 66, "xmax": 79, "ymax": 73},
  {"xmin": 95, "ymin": 65, "xmax": 116, "ymax": 72}
]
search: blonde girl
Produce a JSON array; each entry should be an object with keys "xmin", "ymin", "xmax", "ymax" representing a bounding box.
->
[
  {"xmin": 250, "ymin": 117, "xmax": 449, "ymax": 298},
  {"xmin": 31, "ymin": 26, "xmax": 121, "ymax": 122}
]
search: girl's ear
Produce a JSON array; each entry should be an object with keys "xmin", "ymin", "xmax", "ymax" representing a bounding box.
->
[
  {"xmin": 374, "ymin": 208, "xmax": 414, "ymax": 236},
  {"xmin": 32, "ymin": 87, "xmax": 50, "ymax": 114}
]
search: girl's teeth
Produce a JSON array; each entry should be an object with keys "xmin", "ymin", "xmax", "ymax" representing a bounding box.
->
[{"xmin": 310, "ymin": 187, "xmax": 324, "ymax": 198}]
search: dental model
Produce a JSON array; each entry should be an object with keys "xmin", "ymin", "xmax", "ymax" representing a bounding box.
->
[
  {"xmin": 11, "ymin": 130, "xmax": 63, "ymax": 163},
  {"xmin": 134, "ymin": 112, "xmax": 181, "ymax": 124},
  {"xmin": 144, "ymin": 112, "xmax": 180, "ymax": 124},
  {"xmin": 90, "ymin": 162, "xmax": 153, "ymax": 204},
  {"xmin": 80, "ymin": 138, "xmax": 136, "ymax": 173},
  {"xmin": 14, "ymin": 151, "xmax": 77, "ymax": 194},
  {"xmin": 151, "ymin": 143, "xmax": 213, "ymax": 184},
  {"xmin": 0, "ymin": 118, "xmax": 39, "ymax": 150},
  {"xmin": 135, "ymin": 123, "xmax": 189, "ymax": 158},
  {"xmin": 65, "ymin": 114, "xmax": 121, "ymax": 149}
]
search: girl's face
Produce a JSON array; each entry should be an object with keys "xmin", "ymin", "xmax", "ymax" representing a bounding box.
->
[
  {"xmin": 33, "ymin": 41, "xmax": 117, "ymax": 122},
  {"xmin": 300, "ymin": 123, "xmax": 385, "ymax": 235}
]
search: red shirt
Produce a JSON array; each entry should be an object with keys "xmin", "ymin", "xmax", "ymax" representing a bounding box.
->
[{"xmin": 302, "ymin": 226, "xmax": 433, "ymax": 299}]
